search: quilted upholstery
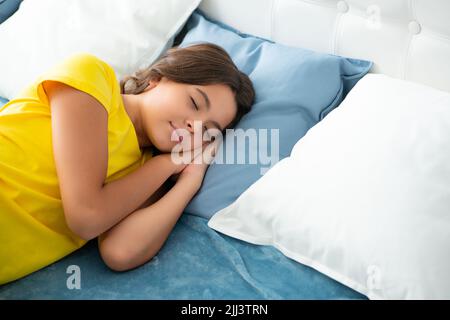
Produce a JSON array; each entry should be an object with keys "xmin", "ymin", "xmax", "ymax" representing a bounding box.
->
[{"xmin": 200, "ymin": 0, "xmax": 450, "ymax": 92}]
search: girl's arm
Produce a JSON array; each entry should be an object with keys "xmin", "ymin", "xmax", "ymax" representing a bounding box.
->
[
  {"xmin": 98, "ymin": 139, "xmax": 218, "ymax": 272},
  {"xmin": 44, "ymin": 81, "xmax": 186, "ymax": 240},
  {"xmin": 98, "ymin": 177, "xmax": 199, "ymax": 271}
]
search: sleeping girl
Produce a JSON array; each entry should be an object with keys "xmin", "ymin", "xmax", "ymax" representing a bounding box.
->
[{"xmin": 0, "ymin": 43, "xmax": 254, "ymax": 284}]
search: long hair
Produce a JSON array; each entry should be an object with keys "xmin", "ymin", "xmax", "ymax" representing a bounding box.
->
[{"xmin": 120, "ymin": 43, "xmax": 254, "ymax": 130}]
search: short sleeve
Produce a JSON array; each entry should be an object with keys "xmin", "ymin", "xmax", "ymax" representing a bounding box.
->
[{"xmin": 37, "ymin": 52, "xmax": 115, "ymax": 114}]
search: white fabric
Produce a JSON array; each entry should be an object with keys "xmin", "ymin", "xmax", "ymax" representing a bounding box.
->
[
  {"xmin": 0, "ymin": 0, "xmax": 201, "ymax": 99},
  {"xmin": 208, "ymin": 74, "xmax": 450, "ymax": 299},
  {"xmin": 200, "ymin": 0, "xmax": 450, "ymax": 93}
]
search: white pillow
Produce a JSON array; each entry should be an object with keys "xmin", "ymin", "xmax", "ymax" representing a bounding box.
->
[
  {"xmin": 208, "ymin": 74, "xmax": 450, "ymax": 300},
  {"xmin": 0, "ymin": 0, "xmax": 201, "ymax": 99}
]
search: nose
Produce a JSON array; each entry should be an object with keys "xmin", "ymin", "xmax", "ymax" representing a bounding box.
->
[
  {"xmin": 184, "ymin": 119, "xmax": 196, "ymax": 134},
  {"xmin": 183, "ymin": 119, "xmax": 208, "ymax": 145},
  {"xmin": 185, "ymin": 120, "xmax": 194, "ymax": 134}
]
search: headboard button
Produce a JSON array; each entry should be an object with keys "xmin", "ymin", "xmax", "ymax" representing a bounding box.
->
[
  {"xmin": 337, "ymin": 1, "xmax": 349, "ymax": 13},
  {"xmin": 408, "ymin": 20, "xmax": 421, "ymax": 35}
]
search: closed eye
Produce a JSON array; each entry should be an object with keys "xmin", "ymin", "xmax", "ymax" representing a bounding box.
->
[
  {"xmin": 190, "ymin": 96, "xmax": 209, "ymax": 135},
  {"xmin": 190, "ymin": 97, "xmax": 199, "ymax": 111}
]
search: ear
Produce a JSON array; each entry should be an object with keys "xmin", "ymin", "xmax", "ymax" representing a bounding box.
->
[{"xmin": 143, "ymin": 79, "xmax": 160, "ymax": 92}]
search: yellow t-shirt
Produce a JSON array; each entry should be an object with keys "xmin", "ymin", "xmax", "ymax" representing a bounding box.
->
[{"xmin": 0, "ymin": 53, "xmax": 152, "ymax": 284}]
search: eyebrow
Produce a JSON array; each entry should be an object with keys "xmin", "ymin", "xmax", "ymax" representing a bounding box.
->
[{"xmin": 196, "ymin": 87, "xmax": 223, "ymax": 131}]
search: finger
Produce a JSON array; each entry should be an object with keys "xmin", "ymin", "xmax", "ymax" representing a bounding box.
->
[
  {"xmin": 174, "ymin": 144, "xmax": 204, "ymax": 163},
  {"xmin": 201, "ymin": 139, "xmax": 219, "ymax": 164},
  {"xmin": 192, "ymin": 145, "xmax": 205, "ymax": 160},
  {"xmin": 175, "ymin": 139, "xmax": 214, "ymax": 164}
]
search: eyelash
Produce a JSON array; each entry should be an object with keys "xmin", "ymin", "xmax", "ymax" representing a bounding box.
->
[
  {"xmin": 190, "ymin": 96, "xmax": 209, "ymax": 134},
  {"xmin": 190, "ymin": 97, "xmax": 199, "ymax": 110}
]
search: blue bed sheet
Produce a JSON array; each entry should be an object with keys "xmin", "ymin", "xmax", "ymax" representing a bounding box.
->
[{"xmin": 0, "ymin": 97, "xmax": 366, "ymax": 299}]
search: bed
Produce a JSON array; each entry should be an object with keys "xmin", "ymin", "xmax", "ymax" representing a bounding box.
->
[
  {"xmin": 0, "ymin": 214, "xmax": 364, "ymax": 299},
  {"xmin": 1, "ymin": 0, "xmax": 450, "ymax": 300}
]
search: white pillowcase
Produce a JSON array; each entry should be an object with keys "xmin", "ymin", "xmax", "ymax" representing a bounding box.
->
[
  {"xmin": 208, "ymin": 74, "xmax": 450, "ymax": 300},
  {"xmin": 0, "ymin": 0, "xmax": 201, "ymax": 99}
]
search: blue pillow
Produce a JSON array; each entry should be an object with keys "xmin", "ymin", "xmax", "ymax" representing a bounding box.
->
[
  {"xmin": 181, "ymin": 11, "xmax": 372, "ymax": 219},
  {"xmin": 0, "ymin": 96, "xmax": 8, "ymax": 106},
  {"xmin": 0, "ymin": 0, "xmax": 22, "ymax": 24}
]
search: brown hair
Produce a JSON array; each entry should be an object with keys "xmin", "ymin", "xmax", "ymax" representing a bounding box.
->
[{"xmin": 120, "ymin": 43, "xmax": 254, "ymax": 130}]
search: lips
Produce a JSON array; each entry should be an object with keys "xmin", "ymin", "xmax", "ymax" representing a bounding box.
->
[{"xmin": 170, "ymin": 121, "xmax": 183, "ymax": 143}]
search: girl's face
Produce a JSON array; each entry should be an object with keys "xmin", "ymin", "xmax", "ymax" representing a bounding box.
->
[{"xmin": 140, "ymin": 77, "xmax": 237, "ymax": 152}]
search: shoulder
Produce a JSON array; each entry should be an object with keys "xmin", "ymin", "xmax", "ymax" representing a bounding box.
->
[
  {"xmin": 39, "ymin": 53, "xmax": 117, "ymax": 114},
  {"xmin": 57, "ymin": 52, "xmax": 114, "ymax": 82}
]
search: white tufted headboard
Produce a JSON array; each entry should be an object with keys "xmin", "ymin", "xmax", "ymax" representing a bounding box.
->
[{"xmin": 199, "ymin": 0, "xmax": 450, "ymax": 93}]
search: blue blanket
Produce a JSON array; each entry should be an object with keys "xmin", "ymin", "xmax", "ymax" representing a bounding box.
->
[{"xmin": 0, "ymin": 215, "xmax": 364, "ymax": 299}]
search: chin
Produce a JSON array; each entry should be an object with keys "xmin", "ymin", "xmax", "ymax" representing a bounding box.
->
[
  {"xmin": 155, "ymin": 137, "xmax": 178, "ymax": 153},
  {"xmin": 146, "ymin": 128, "xmax": 169, "ymax": 153},
  {"xmin": 152, "ymin": 140, "xmax": 172, "ymax": 153},
  {"xmin": 159, "ymin": 145, "xmax": 174, "ymax": 153}
]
